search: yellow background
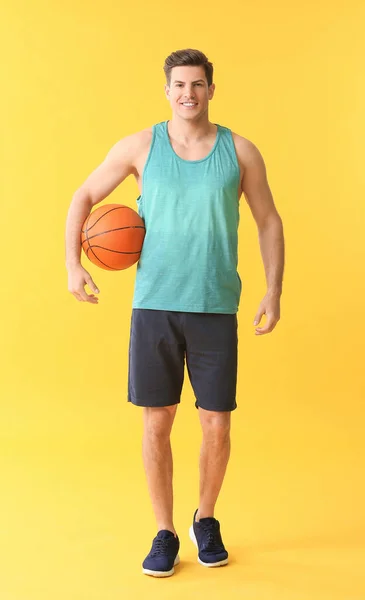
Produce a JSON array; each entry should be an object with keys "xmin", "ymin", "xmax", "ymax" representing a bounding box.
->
[{"xmin": 1, "ymin": 0, "xmax": 364, "ymax": 598}]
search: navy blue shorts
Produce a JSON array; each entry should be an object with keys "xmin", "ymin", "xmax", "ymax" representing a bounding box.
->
[{"xmin": 128, "ymin": 309, "xmax": 238, "ymax": 412}]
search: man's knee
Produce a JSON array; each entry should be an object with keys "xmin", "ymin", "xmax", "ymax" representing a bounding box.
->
[
  {"xmin": 143, "ymin": 405, "xmax": 178, "ymax": 439},
  {"xmin": 199, "ymin": 408, "xmax": 231, "ymax": 440}
]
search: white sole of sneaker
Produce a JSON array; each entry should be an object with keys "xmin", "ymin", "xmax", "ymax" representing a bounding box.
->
[
  {"xmin": 142, "ymin": 555, "xmax": 180, "ymax": 577},
  {"xmin": 189, "ymin": 525, "xmax": 229, "ymax": 567}
]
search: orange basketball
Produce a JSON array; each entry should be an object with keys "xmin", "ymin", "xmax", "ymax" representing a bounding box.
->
[{"xmin": 81, "ymin": 204, "xmax": 145, "ymax": 271}]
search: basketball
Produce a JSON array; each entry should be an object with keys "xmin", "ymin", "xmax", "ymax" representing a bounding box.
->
[{"xmin": 81, "ymin": 203, "xmax": 145, "ymax": 271}]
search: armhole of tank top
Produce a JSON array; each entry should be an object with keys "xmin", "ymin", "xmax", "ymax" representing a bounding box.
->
[
  {"xmin": 226, "ymin": 128, "xmax": 241, "ymax": 184},
  {"xmin": 141, "ymin": 124, "xmax": 157, "ymax": 193}
]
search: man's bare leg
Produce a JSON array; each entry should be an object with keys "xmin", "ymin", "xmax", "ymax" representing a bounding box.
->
[
  {"xmin": 196, "ymin": 408, "xmax": 231, "ymax": 520},
  {"xmin": 142, "ymin": 405, "xmax": 178, "ymax": 535}
]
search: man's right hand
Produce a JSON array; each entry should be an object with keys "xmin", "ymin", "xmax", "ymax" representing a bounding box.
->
[{"xmin": 67, "ymin": 264, "xmax": 100, "ymax": 304}]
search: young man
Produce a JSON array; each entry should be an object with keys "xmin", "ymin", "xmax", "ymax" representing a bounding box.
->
[{"xmin": 66, "ymin": 49, "xmax": 284, "ymax": 577}]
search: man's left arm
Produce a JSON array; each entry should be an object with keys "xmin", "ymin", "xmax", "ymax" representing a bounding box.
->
[{"xmin": 235, "ymin": 136, "xmax": 285, "ymax": 335}]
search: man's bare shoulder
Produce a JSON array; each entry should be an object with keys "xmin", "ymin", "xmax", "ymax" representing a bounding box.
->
[
  {"xmin": 113, "ymin": 127, "xmax": 153, "ymax": 157},
  {"xmin": 129, "ymin": 127, "xmax": 153, "ymax": 146},
  {"xmin": 231, "ymin": 132, "xmax": 263, "ymax": 167}
]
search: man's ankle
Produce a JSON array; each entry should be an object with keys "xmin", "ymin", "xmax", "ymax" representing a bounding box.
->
[
  {"xmin": 157, "ymin": 525, "xmax": 177, "ymax": 537},
  {"xmin": 195, "ymin": 508, "xmax": 215, "ymax": 522}
]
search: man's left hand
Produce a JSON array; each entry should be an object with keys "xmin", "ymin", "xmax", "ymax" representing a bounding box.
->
[{"xmin": 253, "ymin": 292, "xmax": 281, "ymax": 335}]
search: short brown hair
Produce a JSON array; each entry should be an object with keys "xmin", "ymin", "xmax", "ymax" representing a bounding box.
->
[{"xmin": 163, "ymin": 49, "xmax": 214, "ymax": 87}]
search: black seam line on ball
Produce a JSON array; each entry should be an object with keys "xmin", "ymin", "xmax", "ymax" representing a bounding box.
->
[
  {"xmin": 84, "ymin": 225, "xmax": 145, "ymax": 244},
  {"xmin": 85, "ymin": 245, "xmax": 119, "ymax": 270},
  {"xmin": 84, "ymin": 220, "xmax": 93, "ymax": 263},
  {"xmin": 86, "ymin": 245, "xmax": 141, "ymax": 255},
  {"xmin": 81, "ymin": 206, "xmax": 130, "ymax": 234}
]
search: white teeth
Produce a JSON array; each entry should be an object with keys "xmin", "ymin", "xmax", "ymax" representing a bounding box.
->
[{"xmin": 182, "ymin": 103, "xmax": 196, "ymax": 106}]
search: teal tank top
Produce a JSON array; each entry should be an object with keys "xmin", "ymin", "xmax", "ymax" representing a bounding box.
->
[{"xmin": 132, "ymin": 120, "xmax": 242, "ymax": 313}]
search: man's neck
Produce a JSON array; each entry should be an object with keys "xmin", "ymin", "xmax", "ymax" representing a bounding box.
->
[{"xmin": 167, "ymin": 115, "xmax": 215, "ymax": 144}]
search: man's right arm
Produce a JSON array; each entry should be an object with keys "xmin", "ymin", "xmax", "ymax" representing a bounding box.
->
[{"xmin": 65, "ymin": 130, "xmax": 148, "ymax": 303}]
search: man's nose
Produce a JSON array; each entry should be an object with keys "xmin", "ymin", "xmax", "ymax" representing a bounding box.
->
[{"xmin": 184, "ymin": 86, "xmax": 195, "ymax": 97}]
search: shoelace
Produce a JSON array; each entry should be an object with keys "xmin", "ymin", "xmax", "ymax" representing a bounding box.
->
[
  {"xmin": 151, "ymin": 537, "xmax": 171, "ymax": 556},
  {"xmin": 200, "ymin": 522, "xmax": 222, "ymax": 552}
]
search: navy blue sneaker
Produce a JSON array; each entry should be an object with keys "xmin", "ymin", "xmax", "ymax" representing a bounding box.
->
[
  {"xmin": 142, "ymin": 530, "xmax": 180, "ymax": 577},
  {"xmin": 189, "ymin": 509, "xmax": 228, "ymax": 567}
]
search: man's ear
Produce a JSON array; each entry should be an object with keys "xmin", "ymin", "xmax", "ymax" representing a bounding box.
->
[
  {"xmin": 164, "ymin": 84, "xmax": 170, "ymax": 100},
  {"xmin": 208, "ymin": 83, "xmax": 216, "ymax": 100}
]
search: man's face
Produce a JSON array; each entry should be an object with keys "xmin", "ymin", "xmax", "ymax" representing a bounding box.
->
[{"xmin": 165, "ymin": 65, "xmax": 215, "ymax": 120}]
